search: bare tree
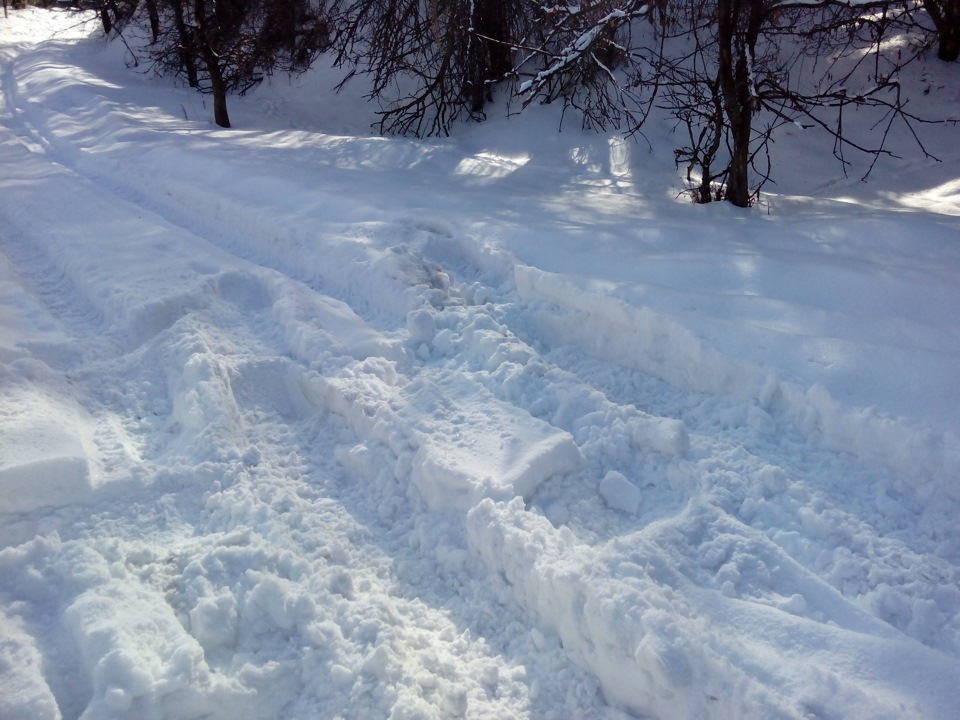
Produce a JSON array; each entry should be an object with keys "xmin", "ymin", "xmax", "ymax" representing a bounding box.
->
[
  {"xmin": 79, "ymin": 0, "xmax": 332, "ymax": 127},
  {"xmin": 332, "ymin": 0, "xmax": 527, "ymax": 136},
  {"xmin": 514, "ymin": 1, "xmax": 657, "ymax": 131},
  {"xmin": 923, "ymin": 0, "xmax": 960, "ymax": 60},
  {"xmin": 519, "ymin": 1, "xmax": 941, "ymax": 207},
  {"xmin": 79, "ymin": 0, "xmax": 949, "ymax": 204}
]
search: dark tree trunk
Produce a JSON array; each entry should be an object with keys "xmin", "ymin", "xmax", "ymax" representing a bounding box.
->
[
  {"xmin": 937, "ymin": 17, "xmax": 960, "ymax": 61},
  {"xmin": 100, "ymin": 7, "xmax": 112, "ymax": 34},
  {"xmin": 145, "ymin": 0, "xmax": 160, "ymax": 44},
  {"xmin": 170, "ymin": 0, "xmax": 199, "ymax": 87},
  {"xmin": 206, "ymin": 54, "xmax": 231, "ymax": 128},
  {"xmin": 716, "ymin": 0, "xmax": 764, "ymax": 208},
  {"xmin": 925, "ymin": 0, "xmax": 960, "ymax": 61},
  {"xmin": 195, "ymin": 0, "xmax": 230, "ymax": 127},
  {"xmin": 716, "ymin": 0, "xmax": 747, "ymax": 207},
  {"xmin": 276, "ymin": 0, "xmax": 299, "ymax": 56},
  {"xmin": 466, "ymin": 0, "xmax": 514, "ymax": 112}
]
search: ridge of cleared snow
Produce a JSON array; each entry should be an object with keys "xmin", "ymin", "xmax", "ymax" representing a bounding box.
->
[{"xmin": 1, "ymin": 9, "xmax": 959, "ymax": 720}]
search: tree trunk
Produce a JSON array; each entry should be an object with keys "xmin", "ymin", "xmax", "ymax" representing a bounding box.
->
[
  {"xmin": 726, "ymin": 107, "xmax": 752, "ymax": 207},
  {"xmin": 170, "ymin": 0, "xmax": 199, "ymax": 87},
  {"xmin": 716, "ymin": 0, "xmax": 763, "ymax": 208},
  {"xmin": 206, "ymin": 55, "xmax": 231, "ymax": 128},
  {"xmin": 716, "ymin": 0, "xmax": 747, "ymax": 207},
  {"xmin": 925, "ymin": 0, "xmax": 960, "ymax": 62},
  {"xmin": 145, "ymin": 0, "xmax": 160, "ymax": 44},
  {"xmin": 466, "ymin": 0, "xmax": 513, "ymax": 112},
  {"xmin": 937, "ymin": 17, "xmax": 959, "ymax": 61},
  {"xmin": 277, "ymin": 0, "xmax": 299, "ymax": 56},
  {"xmin": 195, "ymin": 0, "xmax": 230, "ymax": 128}
]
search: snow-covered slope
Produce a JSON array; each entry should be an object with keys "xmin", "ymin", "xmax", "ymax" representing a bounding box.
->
[{"xmin": 1, "ymin": 9, "xmax": 958, "ymax": 720}]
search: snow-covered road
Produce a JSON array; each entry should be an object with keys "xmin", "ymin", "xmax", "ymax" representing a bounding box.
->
[{"xmin": 2, "ymin": 10, "xmax": 959, "ymax": 720}]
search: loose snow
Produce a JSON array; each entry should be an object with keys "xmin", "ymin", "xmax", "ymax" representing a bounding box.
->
[{"xmin": 1, "ymin": 8, "xmax": 959, "ymax": 720}]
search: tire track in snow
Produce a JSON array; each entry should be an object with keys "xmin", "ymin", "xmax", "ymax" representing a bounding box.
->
[
  {"xmin": 2, "ymin": 51, "xmax": 411, "ymax": 337},
  {"xmin": 0, "ymin": 54, "xmax": 113, "ymax": 359},
  {"xmin": 0, "ymin": 213, "xmax": 109, "ymax": 364},
  {"xmin": 0, "ymin": 227, "xmax": 590, "ymax": 718},
  {"xmin": 3, "ymin": 31, "xmax": 958, "ymax": 718},
  {"xmin": 391, "ymin": 235, "xmax": 960, "ymax": 717},
  {"xmin": 508, "ymin": 281, "xmax": 960, "ymax": 658},
  {"xmin": 0, "ymin": 43, "xmax": 618, "ymax": 717}
]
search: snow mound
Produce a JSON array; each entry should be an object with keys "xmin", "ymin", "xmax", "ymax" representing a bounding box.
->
[
  {"xmin": 65, "ymin": 580, "xmax": 253, "ymax": 720},
  {"xmin": 516, "ymin": 265, "xmax": 753, "ymax": 397},
  {"xmin": 467, "ymin": 497, "xmax": 960, "ymax": 720},
  {"xmin": 518, "ymin": 264, "xmax": 960, "ymax": 501},
  {"xmin": 0, "ymin": 609, "xmax": 61, "ymax": 720}
]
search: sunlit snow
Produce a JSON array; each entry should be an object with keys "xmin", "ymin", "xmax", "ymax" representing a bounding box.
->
[{"xmin": 1, "ymin": 8, "xmax": 959, "ymax": 720}]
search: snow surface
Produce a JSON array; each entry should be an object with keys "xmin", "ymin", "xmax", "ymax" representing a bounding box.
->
[{"xmin": 1, "ymin": 8, "xmax": 959, "ymax": 720}]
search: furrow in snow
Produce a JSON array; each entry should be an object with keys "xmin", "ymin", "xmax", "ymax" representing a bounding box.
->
[
  {"xmin": 2, "ymin": 12, "xmax": 958, "ymax": 720},
  {"xmin": 514, "ymin": 265, "xmax": 960, "ymax": 501},
  {"xmin": 380, "ymin": 233, "xmax": 960, "ymax": 667},
  {"xmin": 1, "ymin": 68, "xmax": 415, "ymax": 335},
  {"xmin": 505, "ymin": 273, "xmax": 960, "ymax": 659},
  {"xmin": 467, "ymin": 497, "xmax": 960, "ymax": 720}
]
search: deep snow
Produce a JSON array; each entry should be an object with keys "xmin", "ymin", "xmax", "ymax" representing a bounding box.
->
[{"xmin": 1, "ymin": 8, "xmax": 959, "ymax": 720}]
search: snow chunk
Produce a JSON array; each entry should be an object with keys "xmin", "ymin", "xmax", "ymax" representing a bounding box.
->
[
  {"xmin": 0, "ymin": 388, "xmax": 99, "ymax": 514},
  {"xmin": 629, "ymin": 414, "xmax": 689, "ymax": 457},
  {"xmin": 406, "ymin": 308, "xmax": 436, "ymax": 346},
  {"xmin": 599, "ymin": 470, "xmax": 642, "ymax": 514},
  {"xmin": 317, "ymin": 364, "xmax": 581, "ymax": 511},
  {"xmin": 188, "ymin": 591, "xmax": 239, "ymax": 652},
  {"xmin": 412, "ymin": 420, "xmax": 580, "ymax": 512}
]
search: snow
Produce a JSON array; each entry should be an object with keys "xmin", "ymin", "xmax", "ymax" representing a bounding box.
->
[{"xmin": 1, "ymin": 8, "xmax": 959, "ymax": 720}]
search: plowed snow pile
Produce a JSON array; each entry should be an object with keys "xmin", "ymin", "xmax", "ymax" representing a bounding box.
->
[{"xmin": 1, "ymin": 9, "xmax": 959, "ymax": 720}]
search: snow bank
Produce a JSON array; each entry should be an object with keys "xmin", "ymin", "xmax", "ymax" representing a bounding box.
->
[
  {"xmin": 467, "ymin": 497, "xmax": 960, "ymax": 720},
  {"xmin": 467, "ymin": 498, "xmax": 778, "ymax": 718},
  {"xmin": 769, "ymin": 380, "xmax": 960, "ymax": 501},
  {"xmin": 517, "ymin": 265, "xmax": 960, "ymax": 500},
  {"xmin": 266, "ymin": 272, "xmax": 402, "ymax": 364},
  {"xmin": 516, "ymin": 265, "xmax": 755, "ymax": 397}
]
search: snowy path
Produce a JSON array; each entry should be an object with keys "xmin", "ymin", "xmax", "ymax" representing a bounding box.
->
[{"xmin": 2, "ymin": 11, "xmax": 959, "ymax": 720}]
